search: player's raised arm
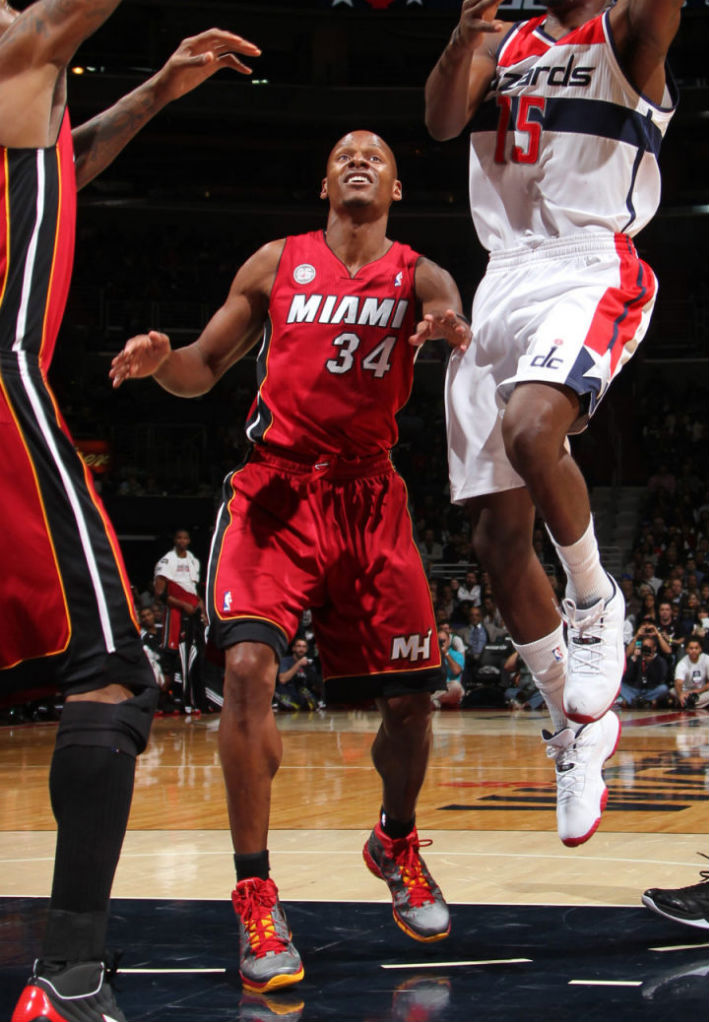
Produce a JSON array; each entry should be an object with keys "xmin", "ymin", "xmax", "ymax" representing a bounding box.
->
[
  {"xmin": 409, "ymin": 257, "xmax": 471, "ymax": 352},
  {"xmin": 0, "ymin": 0, "xmax": 125, "ymax": 148},
  {"xmin": 0, "ymin": 0, "xmax": 124, "ymax": 71},
  {"xmin": 109, "ymin": 239, "xmax": 284, "ymax": 396},
  {"xmin": 424, "ymin": 0, "xmax": 506, "ymax": 141},
  {"xmin": 73, "ymin": 29, "xmax": 261, "ymax": 188},
  {"xmin": 609, "ymin": 0, "xmax": 683, "ymax": 106}
]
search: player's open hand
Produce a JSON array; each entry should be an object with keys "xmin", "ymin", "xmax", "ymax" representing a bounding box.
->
[
  {"xmin": 110, "ymin": 331, "xmax": 172, "ymax": 388},
  {"xmin": 409, "ymin": 310, "xmax": 471, "ymax": 352},
  {"xmin": 455, "ymin": 0, "xmax": 505, "ymax": 49},
  {"xmin": 155, "ymin": 29, "xmax": 262, "ymax": 102}
]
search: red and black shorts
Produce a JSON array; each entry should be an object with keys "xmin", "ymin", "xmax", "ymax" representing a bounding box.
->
[
  {"xmin": 0, "ymin": 361, "xmax": 154, "ymax": 704},
  {"xmin": 207, "ymin": 445, "xmax": 442, "ymax": 702}
]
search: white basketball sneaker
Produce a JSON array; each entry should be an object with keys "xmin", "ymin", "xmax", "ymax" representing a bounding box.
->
[
  {"xmin": 562, "ymin": 575, "xmax": 625, "ymax": 724},
  {"xmin": 543, "ymin": 710, "xmax": 621, "ymax": 847}
]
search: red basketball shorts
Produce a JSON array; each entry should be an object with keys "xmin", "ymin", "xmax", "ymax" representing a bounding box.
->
[
  {"xmin": 206, "ymin": 445, "xmax": 441, "ymax": 701},
  {"xmin": 0, "ymin": 363, "xmax": 152, "ymax": 699}
]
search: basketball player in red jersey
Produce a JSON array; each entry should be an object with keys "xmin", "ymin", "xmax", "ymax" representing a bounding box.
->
[
  {"xmin": 0, "ymin": 3, "xmax": 260, "ymax": 1019},
  {"xmin": 425, "ymin": 0, "xmax": 681, "ymax": 848},
  {"xmin": 111, "ymin": 130, "xmax": 471, "ymax": 994}
]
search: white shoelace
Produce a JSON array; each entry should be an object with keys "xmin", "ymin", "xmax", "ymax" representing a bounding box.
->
[{"xmin": 562, "ymin": 598, "xmax": 605, "ymax": 678}]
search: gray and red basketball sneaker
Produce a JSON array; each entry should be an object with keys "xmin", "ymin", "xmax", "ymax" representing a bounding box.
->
[
  {"xmin": 363, "ymin": 823, "xmax": 450, "ymax": 942},
  {"xmin": 232, "ymin": 877, "xmax": 304, "ymax": 993}
]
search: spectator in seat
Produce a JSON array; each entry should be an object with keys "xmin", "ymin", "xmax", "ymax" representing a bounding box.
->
[
  {"xmin": 673, "ymin": 638, "xmax": 709, "ymax": 709},
  {"xmin": 432, "ymin": 628, "xmax": 464, "ymax": 709}
]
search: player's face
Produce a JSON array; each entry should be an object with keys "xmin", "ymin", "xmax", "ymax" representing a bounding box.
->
[
  {"xmin": 174, "ymin": 530, "xmax": 191, "ymax": 551},
  {"xmin": 321, "ymin": 131, "xmax": 402, "ymax": 212}
]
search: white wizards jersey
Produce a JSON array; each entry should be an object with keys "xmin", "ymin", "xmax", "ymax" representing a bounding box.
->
[{"xmin": 468, "ymin": 10, "xmax": 677, "ymax": 252}]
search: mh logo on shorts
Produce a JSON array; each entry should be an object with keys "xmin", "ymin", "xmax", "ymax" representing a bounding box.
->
[{"xmin": 391, "ymin": 629, "xmax": 432, "ymax": 663}]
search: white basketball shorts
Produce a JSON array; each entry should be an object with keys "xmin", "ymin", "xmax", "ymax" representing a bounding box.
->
[{"xmin": 446, "ymin": 232, "xmax": 657, "ymax": 503}]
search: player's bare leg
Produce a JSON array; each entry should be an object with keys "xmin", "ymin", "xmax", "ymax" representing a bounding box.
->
[
  {"xmin": 467, "ymin": 403, "xmax": 620, "ymax": 848},
  {"xmin": 220, "ymin": 641, "xmax": 303, "ymax": 993},
  {"xmin": 501, "ymin": 381, "xmax": 624, "ymax": 723},
  {"xmin": 220, "ymin": 642, "xmax": 281, "ymax": 854},
  {"xmin": 363, "ymin": 692, "xmax": 450, "ymax": 941},
  {"xmin": 372, "ymin": 692, "xmax": 433, "ymax": 823}
]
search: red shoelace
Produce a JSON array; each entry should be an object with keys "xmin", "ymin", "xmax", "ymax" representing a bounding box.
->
[
  {"xmin": 388, "ymin": 833, "xmax": 436, "ymax": 908},
  {"xmin": 233, "ymin": 878, "xmax": 290, "ymax": 958}
]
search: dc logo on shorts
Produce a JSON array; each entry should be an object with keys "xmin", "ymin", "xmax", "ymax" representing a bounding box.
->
[
  {"xmin": 293, "ymin": 263, "xmax": 316, "ymax": 285},
  {"xmin": 223, "ymin": 591, "xmax": 232, "ymax": 613},
  {"xmin": 552, "ymin": 645, "xmax": 564, "ymax": 662}
]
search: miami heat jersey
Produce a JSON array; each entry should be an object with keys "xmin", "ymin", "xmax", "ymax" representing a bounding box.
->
[
  {"xmin": 245, "ymin": 230, "xmax": 420, "ymax": 458},
  {"xmin": 468, "ymin": 10, "xmax": 677, "ymax": 252},
  {"xmin": 0, "ymin": 109, "xmax": 76, "ymax": 369}
]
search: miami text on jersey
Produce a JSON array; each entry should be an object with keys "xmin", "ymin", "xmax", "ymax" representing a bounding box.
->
[{"xmin": 286, "ymin": 293, "xmax": 410, "ymax": 329}]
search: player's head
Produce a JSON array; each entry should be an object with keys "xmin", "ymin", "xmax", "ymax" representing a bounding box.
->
[{"xmin": 320, "ymin": 130, "xmax": 402, "ymax": 217}]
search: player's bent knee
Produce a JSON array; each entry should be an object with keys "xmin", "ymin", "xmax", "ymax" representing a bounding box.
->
[{"xmin": 56, "ymin": 684, "xmax": 158, "ymax": 758}]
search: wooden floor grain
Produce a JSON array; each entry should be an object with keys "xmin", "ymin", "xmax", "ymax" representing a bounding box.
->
[{"xmin": 1, "ymin": 708, "xmax": 707, "ymax": 906}]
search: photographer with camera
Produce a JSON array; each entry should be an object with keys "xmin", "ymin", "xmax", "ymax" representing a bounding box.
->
[
  {"xmin": 625, "ymin": 618, "xmax": 672, "ymax": 662},
  {"xmin": 618, "ymin": 633, "xmax": 670, "ymax": 710},
  {"xmin": 673, "ymin": 638, "xmax": 709, "ymax": 710},
  {"xmin": 276, "ymin": 637, "xmax": 321, "ymax": 711}
]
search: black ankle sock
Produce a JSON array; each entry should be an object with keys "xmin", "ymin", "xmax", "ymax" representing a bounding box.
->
[
  {"xmin": 235, "ymin": 850, "xmax": 270, "ymax": 883},
  {"xmin": 43, "ymin": 745, "xmax": 136, "ymax": 961},
  {"xmin": 379, "ymin": 807, "xmax": 415, "ymax": 840}
]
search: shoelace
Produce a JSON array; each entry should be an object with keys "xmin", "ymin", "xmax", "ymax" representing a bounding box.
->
[
  {"xmin": 391, "ymin": 835, "xmax": 436, "ymax": 907},
  {"xmin": 562, "ymin": 599, "xmax": 606, "ymax": 678},
  {"xmin": 235, "ymin": 881, "xmax": 289, "ymax": 958},
  {"xmin": 545, "ymin": 729, "xmax": 586, "ymax": 801}
]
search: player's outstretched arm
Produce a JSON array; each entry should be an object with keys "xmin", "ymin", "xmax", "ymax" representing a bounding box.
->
[
  {"xmin": 424, "ymin": 0, "xmax": 505, "ymax": 141},
  {"xmin": 73, "ymin": 29, "xmax": 261, "ymax": 188},
  {"xmin": 109, "ymin": 240, "xmax": 283, "ymax": 397},
  {"xmin": 410, "ymin": 257, "xmax": 471, "ymax": 352},
  {"xmin": 0, "ymin": 0, "xmax": 124, "ymax": 71},
  {"xmin": 609, "ymin": 0, "xmax": 683, "ymax": 105}
]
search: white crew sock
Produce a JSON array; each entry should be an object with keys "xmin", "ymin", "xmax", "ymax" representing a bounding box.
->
[
  {"xmin": 513, "ymin": 624, "xmax": 569, "ymax": 734},
  {"xmin": 548, "ymin": 516, "xmax": 613, "ymax": 609}
]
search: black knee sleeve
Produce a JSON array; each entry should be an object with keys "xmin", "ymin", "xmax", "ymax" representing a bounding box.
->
[{"xmin": 56, "ymin": 685, "xmax": 158, "ymax": 758}]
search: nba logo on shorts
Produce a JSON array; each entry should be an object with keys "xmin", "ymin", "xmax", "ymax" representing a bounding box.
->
[
  {"xmin": 552, "ymin": 645, "xmax": 564, "ymax": 662},
  {"xmin": 223, "ymin": 591, "xmax": 232, "ymax": 613}
]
